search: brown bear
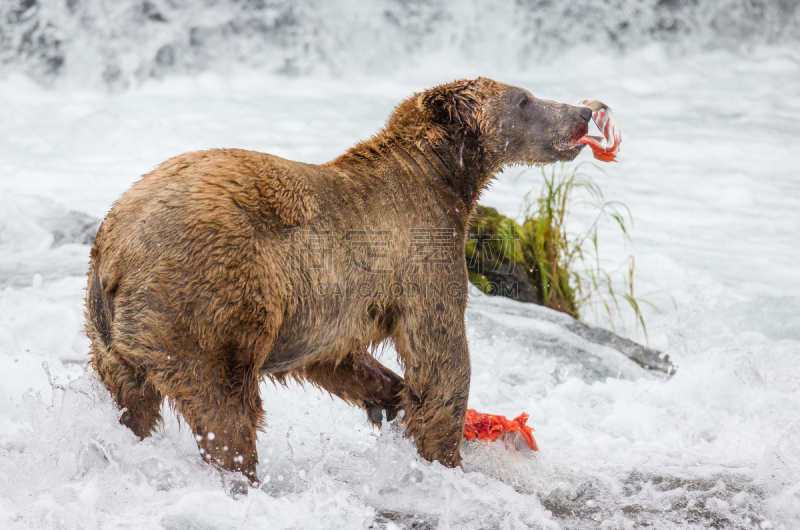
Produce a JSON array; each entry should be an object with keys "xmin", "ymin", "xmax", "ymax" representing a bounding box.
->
[{"xmin": 85, "ymin": 77, "xmax": 591, "ymax": 483}]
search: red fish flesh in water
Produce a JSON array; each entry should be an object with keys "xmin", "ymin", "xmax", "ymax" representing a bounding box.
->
[
  {"xmin": 463, "ymin": 409, "xmax": 539, "ymax": 451},
  {"xmin": 579, "ymin": 99, "xmax": 621, "ymax": 162}
]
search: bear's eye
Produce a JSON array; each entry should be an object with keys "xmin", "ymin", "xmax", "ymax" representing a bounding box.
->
[{"xmin": 519, "ymin": 97, "xmax": 529, "ymax": 108}]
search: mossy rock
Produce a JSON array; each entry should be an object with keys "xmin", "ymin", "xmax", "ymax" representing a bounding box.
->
[{"xmin": 467, "ymin": 205, "xmax": 577, "ymax": 317}]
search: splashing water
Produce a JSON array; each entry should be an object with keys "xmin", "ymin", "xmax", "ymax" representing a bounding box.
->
[
  {"xmin": 1, "ymin": 0, "xmax": 800, "ymax": 86},
  {"xmin": 0, "ymin": 2, "xmax": 799, "ymax": 527}
]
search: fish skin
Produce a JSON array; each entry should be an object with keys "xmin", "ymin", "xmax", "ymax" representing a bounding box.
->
[{"xmin": 579, "ymin": 99, "xmax": 621, "ymax": 162}]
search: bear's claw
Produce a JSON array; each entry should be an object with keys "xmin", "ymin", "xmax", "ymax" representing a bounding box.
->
[{"xmin": 366, "ymin": 403, "xmax": 400, "ymax": 426}]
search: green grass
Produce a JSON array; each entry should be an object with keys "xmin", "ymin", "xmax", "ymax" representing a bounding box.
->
[{"xmin": 468, "ymin": 162, "xmax": 663, "ymax": 340}]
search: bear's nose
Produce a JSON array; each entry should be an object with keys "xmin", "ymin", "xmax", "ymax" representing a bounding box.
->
[{"xmin": 579, "ymin": 107, "xmax": 592, "ymax": 122}]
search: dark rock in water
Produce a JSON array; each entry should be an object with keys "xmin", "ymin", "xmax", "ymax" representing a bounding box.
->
[
  {"xmin": 41, "ymin": 209, "xmax": 101, "ymax": 247},
  {"xmin": 155, "ymin": 44, "xmax": 174, "ymax": 67},
  {"xmin": 564, "ymin": 317, "xmax": 673, "ymax": 375},
  {"xmin": 468, "ymin": 294, "xmax": 674, "ymax": 379},
  {"xmin": 0, "ymin": 194, "xmax": 101, "ymax": 287},
  {"xmin": 475, "ymin": 258, "xmax": 540, "ymax": 304},
  {"xmin": 142, "ymin": 1, "xmax": 167, "ymax": 22},
  {"xmin": 537, "ymin": 469, "xmax": 766, "ymax": 529}
]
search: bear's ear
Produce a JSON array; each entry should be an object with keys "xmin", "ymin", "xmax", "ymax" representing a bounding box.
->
[{"xmin": 420, "ymin": 79, "xmax": 483, "ymax": 130}]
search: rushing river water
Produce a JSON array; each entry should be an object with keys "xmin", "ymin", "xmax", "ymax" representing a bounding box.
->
[{"xmin": 0, "ymin": 1, "xmax": 799, "ymax": 528}]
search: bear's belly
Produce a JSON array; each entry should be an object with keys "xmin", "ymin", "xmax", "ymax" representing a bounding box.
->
[{"xmin": 259, "ymin": 298, "xmax": 381, "ymax": 374}]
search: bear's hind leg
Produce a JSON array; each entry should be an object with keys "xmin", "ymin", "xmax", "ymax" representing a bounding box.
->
[
  {"xmin": 299, "ymin": 347, "xmax": 405, "ymax": 426},
  {"xmin": 91, "ymin": 349, "xmax": 163, "ymax": 438},
  {"xmin": 153, "ymin": 357, "xmax": 264, "ymax": 484}
]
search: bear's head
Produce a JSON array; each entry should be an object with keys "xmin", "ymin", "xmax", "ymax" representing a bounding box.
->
[{"xmin": 414, "ymin": 78, "xmax": 592, "ymax": 172}]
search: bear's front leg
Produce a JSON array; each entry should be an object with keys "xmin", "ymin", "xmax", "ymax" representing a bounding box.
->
[
  {"xmin": 298, "ymin": 347, "xmax": 405, "ymax": 427},
  {"xmin": 395, "ymin": 305, "xmax": 470, "ymax": 468}
]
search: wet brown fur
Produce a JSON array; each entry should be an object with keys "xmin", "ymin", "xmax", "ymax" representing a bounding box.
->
[{"xmin": 86, "ymin": 77, "xmax": 589, "ymax": 482}]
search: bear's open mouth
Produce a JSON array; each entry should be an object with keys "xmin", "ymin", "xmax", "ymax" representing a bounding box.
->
[
  {"xmin": 553, "ymin": 139, "xmax": 588, "ymax": 152},
  {"xmin": 553, "ymin": 123, "xmax": 590, "ymax": 152}
]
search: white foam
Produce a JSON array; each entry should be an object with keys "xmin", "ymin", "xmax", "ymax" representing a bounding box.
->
[{"xmin": 0, "ymin": 46, "xmax": 798, "ymax": 527}]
